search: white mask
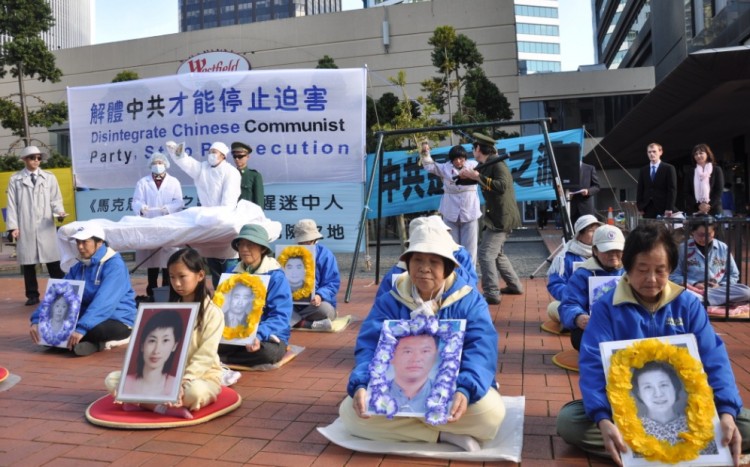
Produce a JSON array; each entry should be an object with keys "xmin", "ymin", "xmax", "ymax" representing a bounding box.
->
[
  {"xmin": 151, "ymin": 164, "xmax": 166, "ymax": 175},
  {"xmin": 208, "ymin": 153, "xmax": 221, "ymax": 166}
]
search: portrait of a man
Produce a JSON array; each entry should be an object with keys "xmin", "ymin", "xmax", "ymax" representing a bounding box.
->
[
  {"xmin": 223, "ymin": 284, "xmax": 254, "ymax": 328},
  {"xmin": 388, "ymin": 334, "xmax": 440, "ymax": 414}
]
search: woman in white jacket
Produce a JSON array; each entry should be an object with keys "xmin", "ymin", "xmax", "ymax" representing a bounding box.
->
[{"xmin": 132, "ymin": 153, "xmax": 184, "ymax": 299}]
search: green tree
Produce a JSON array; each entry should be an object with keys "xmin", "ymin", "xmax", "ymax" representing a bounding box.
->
[
  {"xmin": 421, "ymin": 25, "xmax": 484, "ymax": 120},
  {"xmin": 112, "ymin": 70, "xmax": 139, "ymax": 82},
  {"xmin": 0, "ymin": 0, "xmax": 64, "ymax": 146},
  {"xmin": 372, "ymin": 71, "xmax": 449, "ymax": 152},
  {"xmin": 461, "ymin": 68, "xmax": 512, "ymax": 122},
  {"xmin": 316, "ymin": 55, "xmax": 338, "ymax": 69}
]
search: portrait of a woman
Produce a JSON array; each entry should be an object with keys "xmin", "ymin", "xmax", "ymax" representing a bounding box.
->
[{"xmin": 123, "ymin": 310, "xmax": 183, "ymax": 397}]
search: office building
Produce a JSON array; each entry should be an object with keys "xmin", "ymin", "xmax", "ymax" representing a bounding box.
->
[
  {"xmin": 0, "ymin": 0, "xmax": 92, "ymax": 50},
  {"xmin": 514, "ymin": 0, "xmax": 561, "ymax": 74},
  {"xmin": 180, "ymin": 0, "xmax": 341, "ymax": 31}
]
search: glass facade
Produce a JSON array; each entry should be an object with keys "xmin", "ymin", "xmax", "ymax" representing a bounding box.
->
[
  {"xmin": 180, "ymin": 0, "xmax": 341, "ymax": 31},
  {"xmin": 517, "ymin": 23, "xmax": 559, "ymax": 36},
  {"xmin": 514, "ymin": 5, "xmax": 558, "ymax": 18},
  {"xmin": 518, "ymin": 41, "xmax": 560, "ymax": 54},
  {"xmin": 523, "ymin": 60, "xmax": 562, "ymax": 73}
]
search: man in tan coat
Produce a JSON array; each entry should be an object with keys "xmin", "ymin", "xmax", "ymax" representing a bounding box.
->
[{"xmin": 5, "ymin": 146, "xmax": 67, "ymax": 305}]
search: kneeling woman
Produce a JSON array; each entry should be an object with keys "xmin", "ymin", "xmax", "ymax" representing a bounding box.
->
[{"xmin": 340, "ymin": 223, "xmax": 505, "ymax": 451}]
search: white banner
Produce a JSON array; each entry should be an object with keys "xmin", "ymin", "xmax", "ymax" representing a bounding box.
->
[{"xmin": 67, "ymin": 68, "xmax": 367, "ymax": 189}]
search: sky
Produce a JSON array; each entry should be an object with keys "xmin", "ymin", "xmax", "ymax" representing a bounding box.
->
[{"xmin": 94, "ymin": 0, "xmax": 594, "ymax": 70}]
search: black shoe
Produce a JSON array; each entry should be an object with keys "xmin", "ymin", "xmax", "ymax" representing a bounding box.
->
[
  {"xmin": 484, "ymin": 294, "xmax": 501, "ymax": 305},
  {"xmin": 500, "ymin": 287, "xmax": 523, "ymax": 295},
  {"xmin": 73, "ymin": 341, "xmax": 102, "ymax": 356},
  {"xmin": 24, "ymin": 297, "xmax": 40, "ymax": 306}
]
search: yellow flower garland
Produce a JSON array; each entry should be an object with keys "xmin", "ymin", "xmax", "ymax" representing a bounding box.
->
[
  {"xmin": 212, "ymin": 273, "xmax": 267, "ymax": 340},
  {"xmin": 277, "ymin": 246, "xmax": 315, "ymax": 301},
  {"xmin": 607, "ymin": 338, "xmax": 716, "ymax": 464}
]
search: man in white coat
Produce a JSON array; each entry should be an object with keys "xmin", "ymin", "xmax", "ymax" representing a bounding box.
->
[
  {"xmin": 5, "ymin": 146, "xmax": 67, "ymax": 305},
  {"xmin": 132, "ymin": 152, "xmax": 184, "ymax": 299},
  {"xmin": 167, "ymin": 141, "xmax": 241, "ymax": 286}
]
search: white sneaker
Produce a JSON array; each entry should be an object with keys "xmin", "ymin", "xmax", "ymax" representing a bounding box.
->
[
  {"xmin": 311, "ymin": 318, "xmax": 333, "ymax": 331},
  {"xmin": 221, "ymin": 364, "xmax": 241, "ymax": 386},
  {"xmin": 103, "ymin": 336, "xmax": 131, "ymax": 350}
]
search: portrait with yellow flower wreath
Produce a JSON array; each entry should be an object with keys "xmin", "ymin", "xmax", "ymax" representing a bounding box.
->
[
  {"xmin": 600, "ymin": 334, "xmax": 733, "ymax": 467},
  {"xmin": 213, "ymin": 273, "xmax": 269, "ymax": 345},
  {"xmin": 276, "ymin": 245, "xmax": 316, "ymax": 304}
]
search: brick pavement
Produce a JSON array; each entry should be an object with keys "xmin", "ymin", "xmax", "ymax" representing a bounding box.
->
[{"xmin": 1, "ymin": 238, "xmax": 749, "ymax": 466}]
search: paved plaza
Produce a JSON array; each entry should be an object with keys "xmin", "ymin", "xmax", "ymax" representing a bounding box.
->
[{"xmin": 1, "ymin": 230, "xmax": 749, "ymax": 466}]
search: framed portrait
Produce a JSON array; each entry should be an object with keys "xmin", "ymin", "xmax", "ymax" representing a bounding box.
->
[
  {"xmin": 588, "ymin": 275, "xmax": 622, "ymax": 307},
  {"xmin": 600, "ymin": 334, "xmax": 732, "ymax": 466},
  {"xmin": 275, "ymin": 244, "xmax": 316, "ymax": 304},
  {"xmin": 213, "ymin": 272, "xmax": 269, "ymax": 345},
  {"xmin": 116, "ymin": 303, "xmax": 198, "ymax": 404},
  {"xmin": 37, "ymin": 279, "xmax": 85, "ymax": 348},
  {"xmin": 365, "ymin": 316, "xmax": 466, "ymax": 425}
]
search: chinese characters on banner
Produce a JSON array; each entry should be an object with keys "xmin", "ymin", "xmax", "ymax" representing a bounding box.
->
[
  {"xmin": 67, "ymin": 69, "xmax": 366, "ymax": 252},
  {"xmin": 365, "ymin": 129, "xmax": 584, "ymax": 218}
]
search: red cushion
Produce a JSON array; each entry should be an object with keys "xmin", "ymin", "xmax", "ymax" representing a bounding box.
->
[
  {"xmin": 0, "ymin": 367, "xmax": 8, "ymax": 384},
  {"xmin": 85, "ymin": 386, "xmax": 241, "ymax": 429}
]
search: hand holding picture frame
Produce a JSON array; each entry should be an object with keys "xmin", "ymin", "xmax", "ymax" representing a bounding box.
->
[
  {"xmin": 116, "ymin": 303, "xmax": 198, "ymax": 404},
  {"xmin": 365, "ymin": 316, "xmax": 466, "ymax": 425},
  {"xmin": 600, "ymin": 334, "xmax": 733, "ymax": 466},
  {"xmin": 37, "ymin": 279, "xmax": 85, "ymax": 348},
  {"xmin": 213, "ymin": 272, "xmax": 269, "ymax": 345},
  {"xmin": 276, "ymin": 245, "xmax": 316, "ymax": 304}
]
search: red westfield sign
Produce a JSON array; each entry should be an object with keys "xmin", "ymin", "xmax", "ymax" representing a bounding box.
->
[{"xmin": 177, "ymin": 51, "xmax": 251, "ymax": 74}]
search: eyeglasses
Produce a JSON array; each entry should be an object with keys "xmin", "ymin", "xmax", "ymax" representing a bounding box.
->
[
  {"xmin": 232, "ymin": 153, "xmax": 248, "ymax": 159},
  {"xmin": 26, "ymin": 156, "xmax": 42, "ymax": 161}
]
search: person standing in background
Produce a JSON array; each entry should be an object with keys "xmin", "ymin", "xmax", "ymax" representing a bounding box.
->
[
  {"xmin": 636, "ymin": 142, "xmax": 677, "ymax": 219},
  {"xmin": 231, "ymin": 142, "xmax": 264, "ymax": 208},
  {"xmin": 167, "ymin": 141, "xmax": 241, "ymax": 286},
  {"xmin": 458, "ymin": 132, "xmax": 523, "ymax": 305},
  {"xmin": 132, "ymin": 152, "xmax": 184, "ymax": 299},
  {"xmin": 568, "ymin": 162, "xmax": 600, "ymax": 225},
  {"xmin": 420, "ymin": 142, "xmax": 481, "ymax": 263},
  {"xmin": 684, "ymin": 143, "xmax": 724, "ymax": 216},
  {"xmin": 5, "ymin": 146, "xmax": 66, "ymax": 306}
]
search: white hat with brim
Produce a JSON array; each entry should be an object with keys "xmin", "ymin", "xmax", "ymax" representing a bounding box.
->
[
  {"xmin": 294, "ymin": 219, "xmax": 323, "ymax": 243},
  {"xmin": 70, "ymin": 224, "xmax": 106, "ymax": 242},
  {"xmin": 19, "ymin": 146, "xmax": 45, "ymax": 160},
  {"xmin": 593, "ymin": 225, "xmax": 625, "ymax": 252},
  {"xmin": 399, "ymin": 224, "xmax": 459, "ymax": 266},
  {"xmin": 574, "ymin": 214, "xmax": 603, "ymax": 236}
]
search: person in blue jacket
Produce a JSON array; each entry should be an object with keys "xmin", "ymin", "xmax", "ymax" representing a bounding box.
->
[
  {"xmin": 376, "ymin": 215, "xmax": 478, "ymax": 299},
  {"xmin": 558, "ymin": 224, "xmax": 625, "ymax": 350},
  {"xmin": 29, "ymin": 223, "xmax": 136, "ymax": 356},
  {"xmin": 218, "ymin": 224, "xmax": 292, "ymax": 367},
  {"xmin": 288, "ymin": 218, "xmax": 340, "ymax": 331},
  {"xmin": 340, "ymin": 221, "xmax": 504, "ymax": 452},
  {"xmin": 546, "ymin": 214, "xmax": 602, "ymax": 325},
  {"xmin": 557, "ymin": 223, "xmax": 750, "ymax": 466}
]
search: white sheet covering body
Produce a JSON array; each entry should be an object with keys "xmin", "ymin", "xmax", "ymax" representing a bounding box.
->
[{"xmin": 57, "ymin": 200, "xmax": 280, "ymax": 271}]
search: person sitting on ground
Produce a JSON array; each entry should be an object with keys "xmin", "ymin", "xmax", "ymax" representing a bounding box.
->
[
  {"xmin": 670, "ymin": 216, "xmax": 750, "ymax": 306},
  {"xmin": 288, "ymin": 219, "xmax": 340, "ymax": 331},
  {"xmin": 376, "ymin": 215, "xmax": 477, "ymax": 299},
  {"xmin": 556, "ymin": 223, "xmax": 750, "ymax": 466},
  {"xmin": 558, "ymin": 225, "xmax": 625, "ymax": 351},
  {"xmin": 30, "ymin": 224, "xmax": 136, "ymax": 356},
  {"xmin": 546, "ymin": 214, "xmax": 602, "ymax": 326},
  {"xmin": 105, "ymin": 248, "xmax": 224, "ymax": 418},
  {"xmin": 218, "ymin": 224, "xmax": 292, "ymax": 367},
  {"xmin": 340, "ymin": 222, "xmax": 505, "ymax": 451}
]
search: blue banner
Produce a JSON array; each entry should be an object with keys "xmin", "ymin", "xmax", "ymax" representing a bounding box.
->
[{"xmin": 365, "ymin": 129, "xmax": 583, "ymax": 219}]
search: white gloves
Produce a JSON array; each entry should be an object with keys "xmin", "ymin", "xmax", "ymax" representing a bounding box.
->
[{"xmin": 165, "ymin": 141, "xmax": 185, "ymax": 158}]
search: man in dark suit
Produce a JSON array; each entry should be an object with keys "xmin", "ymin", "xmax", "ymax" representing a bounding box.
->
[
  {"xmin": 636, "ymin": 142, "xmax": 677, "ymax": 219},
  {"xmin": 569, "ymin": 162, "xmax": 600, "ymax": 225}
]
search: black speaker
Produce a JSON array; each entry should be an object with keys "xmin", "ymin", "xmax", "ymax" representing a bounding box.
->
[{"xmin": 553, "ymin": 143, "xmax": 581, "ymax": 189}]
